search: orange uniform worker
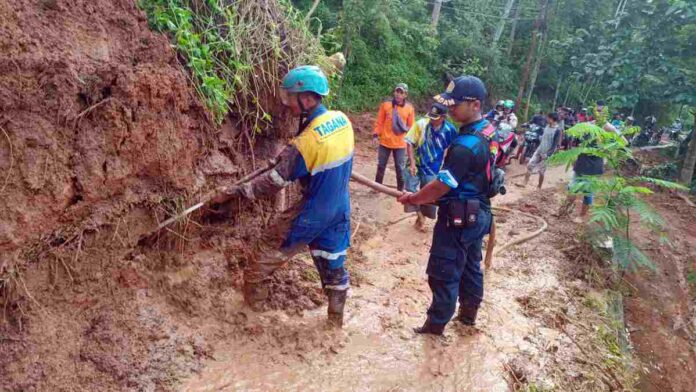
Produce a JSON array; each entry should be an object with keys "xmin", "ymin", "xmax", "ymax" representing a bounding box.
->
[{"xmin": 372, "ymin": 83, "xmax": 416, "ymax": 191}]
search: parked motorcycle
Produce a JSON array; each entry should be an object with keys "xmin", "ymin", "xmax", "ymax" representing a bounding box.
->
[
  {"xmin": 519, "ymin": 123, "xmax": 542, "ymax": 164},
  {"xmin": 668, "ymin": 121, "xmax": 683, "ymax": 141},
  {"xmin": 650, "ymin": 127, "xmax": 666, "ymax": 145},
  {"xmin": 496, "ymin": 123, "xmax": 517, "ymax": 167},
  {"xmin": 632, "ymin": 127, "xmax": 653, "ymax": 147}
]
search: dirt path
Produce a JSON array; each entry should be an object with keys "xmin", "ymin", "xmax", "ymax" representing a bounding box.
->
[
  {"xmin": 179, "ymin": 120, "xmax": 696, "ymax": 392},
  {"xmin": 181, "ymin": 127, "xmax": 578, "ymax": 391}
]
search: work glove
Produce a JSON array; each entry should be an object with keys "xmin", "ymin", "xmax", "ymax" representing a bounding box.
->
[{"xmin": 209, "ymin": 185, "xmax": 242, "ymax": 204}]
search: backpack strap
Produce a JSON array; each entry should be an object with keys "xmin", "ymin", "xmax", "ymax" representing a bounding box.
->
[{"xmin": 452, "ymin": 131, "xmax": 493, "ymax": 183}]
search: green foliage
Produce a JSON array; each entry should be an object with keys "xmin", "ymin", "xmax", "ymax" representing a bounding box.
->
[
  {"xmin": 139, "ymin": 0, "xmax": 328, "ymax": 130},
  {"xmin": 688, "ymin": 267, "xmax": 696, "ymax": 287},
  {"xmin": 331, "ymin": 0, "xmax": 441, "ymax": 110},
  {"xmin": 553, "ymin": 0, "xmax": 696, "ymax": 118},
  {"xmin": 550, "ymin": 123, "xmax": 686, "ymax": 273},
  {"xmin": 621, "ymin": 125, "xmax": 641, "ymax": 138},
  {"xmin": 289, "ymin": 0, "xmax": 695, "ymax": 121},
  {"xmin": 139, "ymin": 0, "xmax": 231, "ymax": 124},
  {"xmin": 291, "ymin": 0, "xmax": 520, "ymax": 111}
]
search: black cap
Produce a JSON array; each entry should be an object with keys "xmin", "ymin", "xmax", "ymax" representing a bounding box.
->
[
  {"xmin": 597, "ymin": 100, "xmax": 605, "ymax": 106},
  {"xmin": 434, "ymin": 76, "xmax": 487, "ymax": 106},
  {"xmin": 426, "ymin": 103, "xmax": 449, "ymax": 120}
]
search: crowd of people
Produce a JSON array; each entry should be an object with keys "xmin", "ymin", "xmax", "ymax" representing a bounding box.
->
[
  {"xmin": 212, "ymin": 65, "xmax": 671, "ymax": 336},
  {"xmin": 367, "ymin": 83, "xmax": 660, "ymax": 333},
  {"xmin": 371, "ymin": 91, "xmax": 634, "ymax": 226}
]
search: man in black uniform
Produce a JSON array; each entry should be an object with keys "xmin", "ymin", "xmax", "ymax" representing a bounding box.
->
[{"xmin": 397, "ymin": 76, "xmax": 493, "ymax": 335}]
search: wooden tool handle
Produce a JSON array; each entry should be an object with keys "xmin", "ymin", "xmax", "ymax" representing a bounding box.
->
[
  {"xmin": 350, "ymin": 171, "xmax": 403, "ymax": 198},
  {"xmin": 484, "ymin": 216, "xmax": 496, "ymax": 270}
]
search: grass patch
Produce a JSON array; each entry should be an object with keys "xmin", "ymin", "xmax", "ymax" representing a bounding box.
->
[{"xmin": 138, "ymin": 0, "xmax": 331, "ymax": 132}]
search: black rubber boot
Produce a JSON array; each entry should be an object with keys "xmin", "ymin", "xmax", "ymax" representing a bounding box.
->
[
  {"xmin": 413, "ymin": 318, "xmax": 446, "ymax": 335},
  {"xmin": 326, "ymin": 289, "xmax": 347, "ymax": 329},
  {"xmin": 457, "ymin": 305, "xmax": 479, "ymax": 326}
]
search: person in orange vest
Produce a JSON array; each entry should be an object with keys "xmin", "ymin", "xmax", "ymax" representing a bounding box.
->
[{"xmin": 372, "ymin": 83, "xmax": 416, "ymax": 191}]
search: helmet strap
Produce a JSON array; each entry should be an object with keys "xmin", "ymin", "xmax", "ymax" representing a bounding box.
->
[{"xmin": 296, "ymin": 94, "xmax": 311, "ymax": 136}]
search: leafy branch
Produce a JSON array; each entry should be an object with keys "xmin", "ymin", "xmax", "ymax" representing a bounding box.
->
[{"xmin": 550, "ymin": 122, "xmax": 685, "ymax": 273}]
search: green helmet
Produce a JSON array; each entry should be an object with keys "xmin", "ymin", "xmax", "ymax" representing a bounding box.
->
[
  {"xmin": 503, "ymin": 100, "xmax": 515, "ymax": 109},
  {"xmin": 282, "ymin": 65, "xmax": 330, "ymax": 96}
]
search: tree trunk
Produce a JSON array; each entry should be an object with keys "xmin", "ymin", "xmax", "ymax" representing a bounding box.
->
[
  {"xmin": 304, "ymin": 0, "xmax": 321, "ymax": 21},
  {"xmin": 431, "ymin": 0, "xmax": 443, "ymax": 28},
  {"xmin": 563, "ymin": 82, "xmax": 573, "ymax": 106},
  {"xmin": 507, "ymin": 2, "xmax": 521, "ymax": 56},
  {"xmin": 515, "ymin": 0, "xmax": 550, "ymax": 110},
  {"xmin": 493, "ymin": 0, "xmax": 516, "ymax": 45},
  {"xmin": 582, "ymin": 78, "xmax": 597, "ymax": 104},
  {"xmin": 524, "ymin": 35, "xmax": 546, "ymax": 120},
  {"xmin": 552, "ymin": 74, "xmax": 562, "ymax": 110},
  {"xmin": 341, "ymin": 0, "xmax": 352, "ymax": 59},
  {"xmin": 679, "ymin": 108, "xmax": 696, "ymax": 185},
  {"xmin": 614, "ymin": 0, "xmax": 628, "ymax": 29}
]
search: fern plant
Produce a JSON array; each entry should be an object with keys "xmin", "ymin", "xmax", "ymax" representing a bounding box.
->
[{"xmin": 549, "ymin": 123, "xmax": 687, "ymax": 273}]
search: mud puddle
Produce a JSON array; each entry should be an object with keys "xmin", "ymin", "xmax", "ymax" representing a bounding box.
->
[{"xmin": 182, "ymin": 155, "xmax": 571, "ymax": 392}]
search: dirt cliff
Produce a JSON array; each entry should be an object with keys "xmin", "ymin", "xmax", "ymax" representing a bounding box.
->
[{"xmin": 0, "ymin": 1, "xmax": 309, "ymax": 390}]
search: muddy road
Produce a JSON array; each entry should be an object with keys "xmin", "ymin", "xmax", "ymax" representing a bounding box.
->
[{"xmin": 181, "ymin": 124, "xmax": 614, "ymax": 391}]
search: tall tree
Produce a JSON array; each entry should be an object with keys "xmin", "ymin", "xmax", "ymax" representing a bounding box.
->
[
  {"xmin": 431, "ymin": 0, "xmax": 443, "ymax": 27},
  {"xmin": 493, "ymin": 0, "xmax": 516, "ymax": 45},
  {"xmin": 524, "ymin": 36, "xmax": 547, "ymax": 120},
  {"xmin": 515, "ymin": 0, "xmax": 550, "ymax": 110},
  {"xmin": 680, "ymin": 109, "xmax": 696, "ymax": 185},
  {"xmin": 507, "ymin": 2, "xmax": 521, "ymax": 56}
]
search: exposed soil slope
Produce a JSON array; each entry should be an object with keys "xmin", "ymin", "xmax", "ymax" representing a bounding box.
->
[
  {"xmin": 0, "ymin": 0, "xmax": 211, "ymax": 260},
  {"xmin": 0, "ymin": 1, "xmax": 292, "ymax": 391},
  {"xmin": 623, "ymin": 157, "xmax": 696, "ymax": 391}
]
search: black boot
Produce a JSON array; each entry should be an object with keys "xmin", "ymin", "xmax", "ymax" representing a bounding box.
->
[
  {"xmin": 457, "ymin": 305, "xmax": 479, "ymax": 326},
  {"xmin": 326, "ymin": 289, "xmax": 347, "ymax": 329},
  {"xmin": 413, "ymin": 317, "xmax": 446, "ymax": 335}
]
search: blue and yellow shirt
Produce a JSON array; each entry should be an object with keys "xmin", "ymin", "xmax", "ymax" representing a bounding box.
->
[
  {"xmin": 246, "ymin": 105, "xmax": 354, "ymax": 231},
  {"xmin": 405, "ymin": 118, "xmax": 457, "ymax": 176},
  {"xmin": 288, "ymin": 105, "xmax": 354, "ymax": 225}
]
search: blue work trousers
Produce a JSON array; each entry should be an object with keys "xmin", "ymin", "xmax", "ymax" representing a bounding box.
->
[
  {"xmin": 425, "ymin": 207, "xmax": 491, "ymax": 324},
  {"xmin": 245, "ymin": 207, "xmax": 350, "ymax": 291}
]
